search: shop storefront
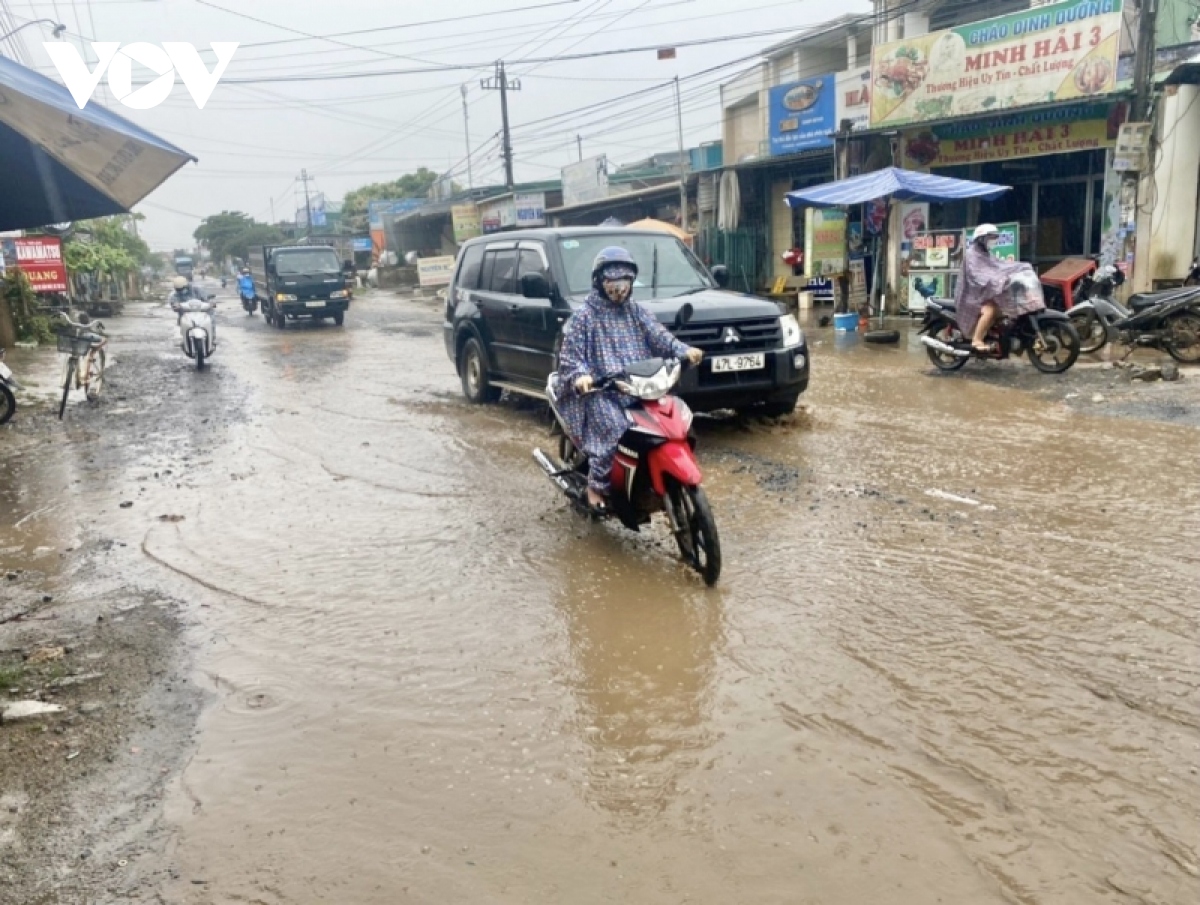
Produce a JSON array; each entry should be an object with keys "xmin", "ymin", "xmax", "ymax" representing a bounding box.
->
[{"xmin": 898, "ymin": 102, "xmax": 1125, "ymax": 269}]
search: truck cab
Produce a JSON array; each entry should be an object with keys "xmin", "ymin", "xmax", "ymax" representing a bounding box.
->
[{"xmin": 250, "ymin": 244, "xmax": 350, "ymax": 330}]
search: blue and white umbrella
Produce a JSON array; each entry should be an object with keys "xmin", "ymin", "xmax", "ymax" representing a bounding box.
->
[
  {"xmin": 785, "ymin": 167, "xmax": 1010, "ymax": 208},
  {"xmin": 0, "ymin": 54, "xmax": 195, "ymax": 231}
]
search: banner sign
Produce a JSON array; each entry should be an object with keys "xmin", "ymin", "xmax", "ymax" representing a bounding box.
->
[
  {"xmin": 452, "ymin": 203, "xmax": 482, "ymax": 243},
  {"xmin": 417, "ymin": 255, "xmax": 456, "ymax": 287},
  {"xmin": 836, "ymin": 67, "xmax": 872, "ymax": 134},
  {"xmin": 870, "ymin": 0, "xmax": 1124, "ymax": 128},
  {"xmin": 768, "ymin": 74, "xmax": 835, "ymax": 155},
  {"xmin": 804, "ymin": 209, "xmax": 847, "ymax": 277},
  {"xmin": 351, "ymin": 237, "xmax": 373, "ymax": 252},
  {"xmin": 562, "ymin": 155, "xmax": 609, "ymax": 206},
  {"xmin": 368, "ymin": 198, "xmax": 424, "ymax": 230},
  {"xmin": 514, "ymin": 192, "xmax": 546, "ymax": 226},
  {"xmin": 8, "ymin": 236, "xmax": 68, "ymax": 292},
  {"xmin": 901, "ymin": 103, "xmax": 1119, "ymax": 167}
]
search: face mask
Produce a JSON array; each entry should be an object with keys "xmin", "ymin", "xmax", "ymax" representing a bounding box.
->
[{"xmin": 603, "ymin": 278, "xmax": 633, "ymax": 302}]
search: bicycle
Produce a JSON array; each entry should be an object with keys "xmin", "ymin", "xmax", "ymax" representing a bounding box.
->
[{"xmin": 55, "ymin": 311, "xmax": 108, "ymax": 420}]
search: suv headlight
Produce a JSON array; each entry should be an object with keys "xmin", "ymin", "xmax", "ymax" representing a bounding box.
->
[
  {"xmin": 330, "ymin": 289, "xmax": 348, "ymax": 299},
  {"xmin": 276, "ymin": 293, "xmax": 298, "ymax": 302},
  {"xmin": 780, "ymin": 314, "xmax": 804, "ymax": 349}
]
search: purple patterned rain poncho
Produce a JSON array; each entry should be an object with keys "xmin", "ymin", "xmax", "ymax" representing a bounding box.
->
[
  {"xmin": 954, "ymin": 241, "xmax": 1045, "ymax": 336},
  {"xmin": 554, "ymin": 291, "xmax": 689, "ymax": 494}
]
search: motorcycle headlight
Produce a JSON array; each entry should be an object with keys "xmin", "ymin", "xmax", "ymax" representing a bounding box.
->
[
  {"xmin": 780, "ymin": 314, "xmax": 804, "ymax": 349},
  {"xmin": 330, "ymin": 290, "xmax": 348, "ymax": 299},
  {"xmin": 277, "ymin": 293, "xmax": 297, "ymax": 302}
]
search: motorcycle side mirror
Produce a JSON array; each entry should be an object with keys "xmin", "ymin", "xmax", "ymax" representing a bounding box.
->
[
  {"xmin": 521, "ymin": 272, "xmax": 551, "ymax": 299},
  {"xmin": 711, "ymin": 265, "xmax": 730, "ymax": 288},
  {"xmin": 674, "ymin": 302, "xmax": 694, "ymax": 329}
]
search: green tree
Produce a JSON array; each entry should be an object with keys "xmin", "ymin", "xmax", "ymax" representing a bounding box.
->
[
  {"xmin": 225, "ymin": 223, "xmax": 286, "ymax": 263},
  {"xmin": 194, "ymin": 211, "xmax": 255, "ymax": 263},
  {"xmin": 340, "ymin": 167, "xmax": 442, "ymax": 225}
]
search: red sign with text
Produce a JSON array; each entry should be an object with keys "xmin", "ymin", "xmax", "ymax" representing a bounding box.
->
[{"xmin": 15, "ymin": 237, "xmax": 68, "ymax": 293}]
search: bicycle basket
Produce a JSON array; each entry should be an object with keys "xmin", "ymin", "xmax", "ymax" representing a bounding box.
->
[{"xmin": 56, "ymin": 330, "xmax": 96, "ymax": 357}]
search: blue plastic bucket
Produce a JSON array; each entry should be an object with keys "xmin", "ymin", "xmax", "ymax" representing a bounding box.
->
[{"xmin": 833, "ymin": 312, "xmax": 858, "ymax": 332}]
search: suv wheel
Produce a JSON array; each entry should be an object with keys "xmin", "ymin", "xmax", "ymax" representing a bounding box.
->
[{"xmin": 460, "ymin": 337, "xmax": 501, "ymax": 404}]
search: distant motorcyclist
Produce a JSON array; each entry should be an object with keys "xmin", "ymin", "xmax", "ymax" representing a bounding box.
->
[
  {"xmin": 555, "ymin": 246, "xmax": 703, "ymax": 512},
  {"xmin": 237, "ymin": 268, "xmax": 255, "ymax": 300}
]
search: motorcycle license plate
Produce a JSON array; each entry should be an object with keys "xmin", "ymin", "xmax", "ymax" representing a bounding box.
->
[
  {"xmin": 305, "ymin": 301, "xmax": 325, "ymax": 308},
  {"xmin": 711, "ymin": 353, "xmax": 765, "ymax": 373}
]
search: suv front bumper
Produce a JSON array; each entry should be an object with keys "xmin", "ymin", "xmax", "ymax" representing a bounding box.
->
[{"xmin": 676, "ymin": 344, "xmax": 810, "ymax": 412}]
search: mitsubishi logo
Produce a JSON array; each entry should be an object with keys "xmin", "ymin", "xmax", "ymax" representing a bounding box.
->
[{"xmin": 722, "ymin": 326, "xmax": 742, "ymax": 344}]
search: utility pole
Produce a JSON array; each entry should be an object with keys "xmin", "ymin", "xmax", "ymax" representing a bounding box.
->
[
  {"xmin": 461, "ymin": 84, "xmax": 474, "ymax": 189},
  {"xmin": 270, "ymin": 197, "xmax": 275, "ymax": 224},
  {"xmin": 1132, "ymin": 0, "xmax": 1159, "ymax": 121},
  {"xmin": 481, "ymin": 62, "xmax": 521, "ymax": 190},
  {"xmin": 298, "ymin": 169, "xmax": 314, "ymax": 240},
  {"xmin": 577, "ymin": 134, "xmax": 583, "ymax": 162},
  {"xmin": 673, "ymin": 76, "xmax": 688, "ymax": 232}
]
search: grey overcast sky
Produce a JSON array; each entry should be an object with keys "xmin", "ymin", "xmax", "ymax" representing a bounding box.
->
[{"xmin": 4, "ymin": 0, "xmax": 870, "ymax": 250}]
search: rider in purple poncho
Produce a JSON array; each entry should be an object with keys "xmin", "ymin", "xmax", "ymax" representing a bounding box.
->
[
  {"xmin": 956, "ymin": 224, "xmax": 1045, "ymax": 351},
  {"xmin": 555, "ymin": 247, "xmax": 703, "ymax": 512}
]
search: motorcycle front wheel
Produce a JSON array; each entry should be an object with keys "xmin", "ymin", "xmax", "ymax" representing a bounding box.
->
[
  {"xmin": 666, "ymin": 479, "xmax": 721, "ymax": 586},
  {"xmin": 1165, "ymin": 311, "xmax": 1200, "ymax": 363},
  {"xmin": 1028, "ymin": 320, "xmax": 1081, "ymax": 373},
  {"xmin": 1070, "ymin": 309, "xmax": 1108, "ymax": 354},
  {"xmin": 0, "ymin": 383, "xmax": 14, "ymax": 425}
]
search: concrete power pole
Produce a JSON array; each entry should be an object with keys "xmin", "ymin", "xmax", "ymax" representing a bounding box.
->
[
  {"xmin": 482, "ymin": 62, "xmax": 521, "ymax": 190},
  {"xmin": 299, "ymin": 169, "xmax": 314, "ymax": 240},
  {"xmin": 674, "ymin": 76, "xmax": 688, "ymax": 231},
  {"xmin": 461, "ymin": 84, "xmax": 474, "ymax": 189},
  {"xmin": 1132, "ymin": 0, "xmax": 1159, "ymax": 121}
]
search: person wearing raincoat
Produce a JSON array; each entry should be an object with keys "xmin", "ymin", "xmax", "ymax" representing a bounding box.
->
[
  {"xmin": 956, "ymin": 224, "xmax": 1045, "ymax": 352},
  {"xmin": 555, "ymin": 247, "xmax": 704, "ymax": 512}
]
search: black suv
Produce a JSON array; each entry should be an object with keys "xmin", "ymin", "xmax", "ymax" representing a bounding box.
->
[{"xmin": 442, "ymin": 227, "xmax": 809, "ymax": 415}]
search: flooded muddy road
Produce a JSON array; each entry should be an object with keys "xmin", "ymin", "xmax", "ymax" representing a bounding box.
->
[{"xmin": 2, "ymin": 289, "xmax": 1197, "ymax": 904}]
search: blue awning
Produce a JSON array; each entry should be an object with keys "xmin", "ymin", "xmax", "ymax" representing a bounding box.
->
[
  {"xmin": 784, "ymin": 167, "xmax": 1010, "ymax": 208},
  {"xmin": 0, "ymin": 54, "xmax": 195, "ymax": 231}
]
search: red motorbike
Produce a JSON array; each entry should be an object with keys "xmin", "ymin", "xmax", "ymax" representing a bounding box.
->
[{"xmin": 535, "ymin": 355, "xmax": 722, "ymax": 586}]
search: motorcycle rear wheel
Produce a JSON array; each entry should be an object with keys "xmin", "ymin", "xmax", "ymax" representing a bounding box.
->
[
  {"xmin": 926, "ymin": 323, "xmax": 968, "ymax": 371},
  {"xmin": 1070, "ymin": 309, "xmax": 1108, "ymax": 354},
  {"xmin": 666, "ymin": 479, "xmax": 721, "ymax": 586},
  {"xmin": 1165, "ymin": 311, "xmax": 1200, "ymax": 363},
  {"xmin": 1028, "ymin": 320, "xmax": 1081, "ymax": 373}
]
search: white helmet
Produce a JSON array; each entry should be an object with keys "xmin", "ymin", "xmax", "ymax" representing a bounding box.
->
[
  {"xmin": 971, "ymin": 223, "xmax": 1000, "ymax": 243},
  {"xmin": 172, "ymin": 276, "xmax": 188, "ymax": 290}
]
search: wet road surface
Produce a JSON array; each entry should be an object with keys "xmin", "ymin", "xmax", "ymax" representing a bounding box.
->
[{"xmin": 4, "ymin": 288, "xmax": 1198, "ymax": 904}]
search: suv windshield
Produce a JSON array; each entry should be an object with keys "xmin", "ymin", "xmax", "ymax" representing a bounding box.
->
[
  {"xmin": 558, "ymin": 234, "xmax": 712, "ymax": 298},
  {"xmin": 273, "ymin": 248, "xmax": 341, "ymax": 276}
]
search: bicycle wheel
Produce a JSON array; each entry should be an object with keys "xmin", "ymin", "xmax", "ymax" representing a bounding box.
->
[
  {"xmin": 59, "ymin": 357, "xmax": 76, "ymax": 419},
  {"xmin": 85, "ymin": 349, "xmax": 106, "ymax": 401}
]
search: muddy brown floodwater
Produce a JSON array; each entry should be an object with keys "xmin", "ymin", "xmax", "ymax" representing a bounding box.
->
[{"xmin": 5, "ymin": 291, "xmax": 1199, "ymax": 904}]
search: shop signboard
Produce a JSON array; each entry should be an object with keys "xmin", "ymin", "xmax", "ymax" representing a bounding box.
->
[
  {"xmin": 352, "ymin": 237, "xmax": 373, "ymax": 252},
  {"xmin": 836, "ymin": 67, "xmax": 871, "ymax": 133},
  {"xmin": 452, "ymin": 203, "xmax": 482, "ymax": 243},
  {"xmin": 768, "ymin": 73, "xmax": 836, "ymax": 156},
  {"xmin": 6, "ymin": 236, "xmax": 68, "ymax": 292},
  {"xmin": 900, "ymin": 103, "xmax": 1119, "ymax": 168},
  {"xmin": 804, "ymin": 209, "xmax": 847, "ymax": 277},
  {"xmin": 514, "ymin": 192, "xmax": 546, "ymax": 226},
  {"xmin": 417, "ymin": 255, "xmax": 456, "ymax": 288},
  {"xmin": 562, "ymin": 155, "xmax": 609, "ymax": 206},
  {"xmin": 870, "ymin": 0, "xmax": 1124, "ymax": 128}
]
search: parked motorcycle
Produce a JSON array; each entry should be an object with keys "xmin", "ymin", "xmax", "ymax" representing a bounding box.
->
[
  {"xmin": 1069, "ymin": 266, "xmax": 1200, "ymax": 361},
  {"xmin": 173, "ymin": 295, "xmax": 217, "ymax": 370},
  {"xmin": 0, "ymin": 346, "xmax": 22, "ymax": 425},
  {"xmin": 534, "ymin": 352, "xmax": 722, "ymax": 586},
  {"xmin": 920, "ymin": 299, "xmax": 1082, "ymax": 373}
]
